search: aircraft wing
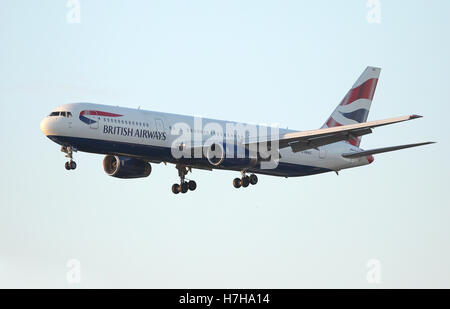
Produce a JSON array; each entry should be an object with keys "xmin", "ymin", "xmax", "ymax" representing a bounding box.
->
[
  {"xmin": 341, "ymin": 142, "xmax": 435, "ymax": 158},
  {"xmin": 245, "ymin": 115, "xmax": 423, "ymax": 153}
]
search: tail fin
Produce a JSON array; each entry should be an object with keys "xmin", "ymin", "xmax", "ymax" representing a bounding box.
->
[{"xmin": 322, "ymin": 66, "xmax": 381, "ymax": 147}]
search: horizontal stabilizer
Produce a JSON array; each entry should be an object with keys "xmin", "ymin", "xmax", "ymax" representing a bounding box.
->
[{"xmin": 341, "ymin": 142, "xmax": 435, "ymax": 158}]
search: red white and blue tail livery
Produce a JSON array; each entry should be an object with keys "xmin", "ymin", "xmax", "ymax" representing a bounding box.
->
[
  {"xmin": 40, "ymin": 67, "xmax": 434, "ymax": 194},
  {"xmin": 322, "ymin": 66, "xmax": 380, "ymax": 147}
]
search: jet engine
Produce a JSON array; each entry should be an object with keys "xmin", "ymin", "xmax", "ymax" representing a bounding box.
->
[
  {"xmin": 103, "ymin": 155, "xmax": 152, "ymax": 179},
  {"xmin": 205, "ymin": 143, "xmax": 258, "ymax": 169}
]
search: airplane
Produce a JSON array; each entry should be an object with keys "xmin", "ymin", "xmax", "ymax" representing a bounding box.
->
[{"xmin": 40, "ymin": 66, "xmax": 434, "ymax": 194}]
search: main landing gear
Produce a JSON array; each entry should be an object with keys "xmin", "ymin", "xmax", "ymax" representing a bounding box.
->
[
  {"xmin": 233, "ymin": 171, "xmax": 258, "ymax": 189},
  {"xmin": 62, "ymin": 146, "xmax": 77, "ymax": 170},
  {"xmin": 172, "ymin": 164, "xmax": 197, "ymax": 194}
]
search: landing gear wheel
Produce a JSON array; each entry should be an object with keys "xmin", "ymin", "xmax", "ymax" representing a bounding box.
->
[
  {"xmin": 241, "ymin": 176, "xmax": 250, "ymax": 188},
  {"xmin": 70, "ymin": 161, "xmax": 77, "ymax": 170},
  {"xmin": 181, "ymin": 182, "xmax": 189, "ymax": 193},
  {"xmin": 65, "ymin": 161, "xmax": 77, "ymax": 170},
  {"xmin": 233, "ymin": 178, "xmax": 242, "ymax": 188},
  {"xmin": 174, "ymin": 165, "xmax": 197, "ymax": 194},
  {"xmin": 188, "ymin": 180, "xmax": 197, "ymax": 191},
  {"xmin": 249, "ymin": 174, "xmax": 258, "ymax": 185},
  {"xmin": 172, "ymin": 184, "xmax": 180, "ymax": 194}
]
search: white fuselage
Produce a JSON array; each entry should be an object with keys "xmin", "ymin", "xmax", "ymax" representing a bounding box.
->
[{"xmin": 40, "ymin": 103, "xmax": 371, "ymax": 177}]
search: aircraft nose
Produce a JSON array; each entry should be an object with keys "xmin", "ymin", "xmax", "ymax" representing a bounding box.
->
[
  {"xmin": 40, "ymin": 117, "xmax": 49, "ymax": 135},
  {"xmin": 40, "ymin": 117, "xmax": 56, "ymax": 136}
]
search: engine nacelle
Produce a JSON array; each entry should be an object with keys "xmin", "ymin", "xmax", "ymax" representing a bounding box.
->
[
  {"xmin": 103, "ymin": 155, "xmax": 152, "ymax": 179},
  {"xmin": 206, "ymin": 143, "xmax": 225, "ymax": 166},
  {"xmin": 205, "ymin": 143, "xmax": 258, "ymax": 169}
]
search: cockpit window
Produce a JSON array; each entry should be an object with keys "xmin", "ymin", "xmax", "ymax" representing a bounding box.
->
[{"xmin": 49, "ymin": 111, "xmax": 73, "ymax": 118}]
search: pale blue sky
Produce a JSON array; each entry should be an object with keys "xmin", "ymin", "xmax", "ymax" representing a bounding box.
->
[{"xmin": 0, "ymin": 0, "xmax": 449, "ymax": 288}]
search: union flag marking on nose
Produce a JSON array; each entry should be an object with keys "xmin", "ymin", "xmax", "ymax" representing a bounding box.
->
[{"xmin": 79, "ymin": 110, "xmax": 123, "ymax": 125}]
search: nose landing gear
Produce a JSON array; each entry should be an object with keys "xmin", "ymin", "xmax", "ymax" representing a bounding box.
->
[
  {"xmin": 172, "ymin": 164, "xmax": 197, "ymax": 194},
  {"xmin": 64, "ymin": 161, "xmax": 77, "ymax": 170},
  {"xmin": 62, "ymin": 146, "xmax": 77, "ymax": 170},
  {"xmin": 233, "ymin": 171, "xmax": 258, "ymax": 189}
]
